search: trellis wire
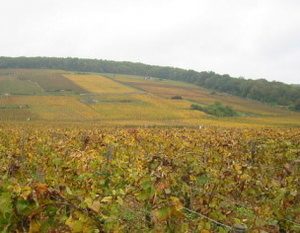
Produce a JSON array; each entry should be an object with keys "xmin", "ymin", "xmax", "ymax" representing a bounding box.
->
[{"xmin": 182, "ymin": 206, "xmax": 233, "ymax": 230}]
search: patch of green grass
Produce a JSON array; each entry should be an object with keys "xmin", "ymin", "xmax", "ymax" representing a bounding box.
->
[
  {"xmin": 0, "ymin": 79, "xmax": 43, "ymax": 94},
  {"xmin": 21, "ymin": 73, "xmax": 86, "ymax": 94}
]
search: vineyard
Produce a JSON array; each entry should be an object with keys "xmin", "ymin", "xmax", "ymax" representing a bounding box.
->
[
  {"xmin": 0, "ymin": 70, "xmax": 86, "ymax": 95},
  {"xmin": 107, "ymin": 74, "xmax": 285, "ymax": 116},
  {"xmin": 1, "ymin": 69, "xmax": 300, "ymax": 232},
  {"xmin": 0, "ymin": 125, "xmax": 299, "ymax": 232},
  {"xmin": 1, "ymin": 69, "xmax": 300, "ymax": 127},
  {"xmin": 65, "ymin": 74, "xmax": 137, "ymax": 94}
]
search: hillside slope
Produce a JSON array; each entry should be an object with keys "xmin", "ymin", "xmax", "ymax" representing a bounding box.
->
[
  {"xmin": 0, "ymin": 69, "xmax": 299, "ymax": 127},
  {"xmin": 1, "ymin": 56, "xmax": 300, "ymax": 111}
]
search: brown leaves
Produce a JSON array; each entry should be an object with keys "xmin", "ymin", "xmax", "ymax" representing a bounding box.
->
[
  {"xmin": 7, "ymin": 161, "xmax": 20, "ymax": 177},
  {"xmin": 32, "ymin": 183, "xmax": 49, "ymax": 199},
  {"xmin": 81, "ymin": 135, "xmax": 90, "ymax": 150},
  {"xmin": 154, "ymin": 178, "xmax": 168, "ymax": 193}
]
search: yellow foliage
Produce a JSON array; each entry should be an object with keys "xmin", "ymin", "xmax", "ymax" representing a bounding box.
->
[{"xmin": 65, "ymin": 74, "xmax": 137, "ymax": 93}]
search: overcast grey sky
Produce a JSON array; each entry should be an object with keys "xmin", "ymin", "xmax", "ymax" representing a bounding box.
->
[{"xmin": 1, "ymin": 0, "xmax": 300, "ymax": 84}]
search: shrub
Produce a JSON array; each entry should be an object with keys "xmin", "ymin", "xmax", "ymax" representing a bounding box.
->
[
  {"xmin": 191, "ymin": 101, "xmax": 238, "ymax": 117},
  {"xmin": 171, "ymin": 96, "xmax": 183, "ymax": 100}
]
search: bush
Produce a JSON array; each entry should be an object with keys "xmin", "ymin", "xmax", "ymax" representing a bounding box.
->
[
  {"xmin": 171, "ymin": 96, "xmax": 183, "ymax": 100},
  {"xmin": 191, "ymin": 104, "xmax": 203, "ymax": 111},
  {"xmin": 191, "ymin": 101, "xmax": 238, "ymax": 117}
]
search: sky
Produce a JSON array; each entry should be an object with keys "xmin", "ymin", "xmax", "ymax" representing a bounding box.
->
[{"xmin": 1, "ymin": 0, "xmax": 300, "ymax": 84}]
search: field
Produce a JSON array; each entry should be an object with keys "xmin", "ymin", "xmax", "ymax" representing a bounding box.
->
[
  {"xmin": 83, "ymin": 94, "xmax": 206, "ymax": 121},
  {"xmin": 65, "ymin": 74, "xmax": 138, "ymax": 94},
  {"xmin": 0, "ymin": 69, "xmax": 299, "ymax": 232},
  {"xmin": 108, "ymin": 74, "xmax": 292, "ymax": 116},
  {"xmin": 0, "ymin": 70, "xmax": 86, "ymax": 95},
  {"xmin": 0, "ymin": 125, "xmax": 299, "ymax": 232},
  {"xmin": 1, "ymin": 69, "xmax": 300, "ymax": 127}
]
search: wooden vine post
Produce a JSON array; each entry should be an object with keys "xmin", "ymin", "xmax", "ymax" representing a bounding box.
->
[{"xmin": 231, "ymin": 224, "xmax": 247, "ymax": 233}]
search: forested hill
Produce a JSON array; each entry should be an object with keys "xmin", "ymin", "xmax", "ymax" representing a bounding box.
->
[{"xmin": 1, "ymin": 56, "xmax": 300, "ymax": 110}]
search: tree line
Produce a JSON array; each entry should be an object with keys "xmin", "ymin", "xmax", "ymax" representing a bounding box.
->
[{"xmin": 1, "ymin": 56, "xmax": 300, "ymax": 110}]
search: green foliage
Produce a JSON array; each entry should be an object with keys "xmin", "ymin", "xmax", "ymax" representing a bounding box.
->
[
  {"xmin": 292, "ymin": 99, "xmax": 300, "ymax": 111},
  {"xmin": 191, "ymin": 101, "xmax": 238, "ymax": 117}
]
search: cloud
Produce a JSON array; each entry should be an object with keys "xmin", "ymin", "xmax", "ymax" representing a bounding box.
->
[{"xmin": 1, "ymin": 0, "xmax": 300, "ymax": 83}]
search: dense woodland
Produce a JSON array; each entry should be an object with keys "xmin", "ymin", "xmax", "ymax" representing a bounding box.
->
[{"xmin": 1, "ymin": 56, "xmax": 300, "ymax": 111}]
